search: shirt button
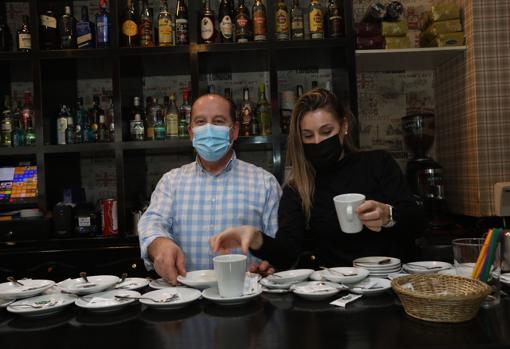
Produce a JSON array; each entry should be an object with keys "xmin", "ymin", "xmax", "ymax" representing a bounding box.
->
[{"xmin": 211, "ymin": 198, "xmax": 216, "ymax": 203}]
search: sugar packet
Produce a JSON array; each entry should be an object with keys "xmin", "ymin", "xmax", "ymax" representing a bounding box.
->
[{"xmin": 330, "ymin": 293, "xmax": 362, "ymax": 308}]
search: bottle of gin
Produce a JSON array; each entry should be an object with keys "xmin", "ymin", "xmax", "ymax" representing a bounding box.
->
[
  {"xmin": 96, "ymin": 0, "xmax": 110, "ymax": 48},
  {"xmin": 76, "ymin": 6, "xmax": 95, "ymax": 48}
]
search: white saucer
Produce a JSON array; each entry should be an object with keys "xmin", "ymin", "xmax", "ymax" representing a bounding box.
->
[
  {"xmin": 0, "ymin": 279, "xmax": 55, "ymax": 300},
  {"xmin": 7, "ymin": 293, "xmax": 76, "ymax": 317},
  {"xmin": 177, "ymin": 270, "xmax": 217, "ymax": 290},
  {"xmin": 261, "ymin": 287, "xmax": 289, "ymax": 294},
  {"xmin": 114, "ymin": 277, "xmax": 150, "ymax": 291},
  {"xmin": 265, "ymin": 269, "xmax": 314, "ymax": 284},
  {"xmin": 403, "ymin": 261, "xmax": 453, "ymax": 274},
  {"xmin": 291, "ymin": 281, "xmax": 343, "ymax": 300},
  {"xmin": 348, "ymin": 277, "xmax": 392, "ymax": 295},
  {"xmin": 321, "ymin": 267, "xmax": 370, "ymax": 284},
  {"xmin": 140, "ymin": 287, "xmax": 201, "ymax": 310},
  {"xmin": 387, "ymin": 272, "xmax": 410, "ymax": 280},
  {"xmin": 149, "ymin": 278, "xmax": 173, "ymax": 289},
  {"xmin": 259, "ymin": 277, "xmax": 297, "ymax": 290},
  {"xmin": 202, "ymin": 286, "xmax": 262, "ymax": 306},
  {"xmin": 75, "ymin": 289, "xmax": 140, "ymax": 312},
  {"xmin": 58, "ymin": 275, "xmax": 120, "ymax": 295},
  {"xmin": 353, "ymin": 256, "xmax": 401, "ymax": 270},
  {"xmin": 0, "ymin": 298, "xmax": 14, "ymax": 308}
]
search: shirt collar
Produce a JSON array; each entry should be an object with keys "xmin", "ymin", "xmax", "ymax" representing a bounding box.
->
[{"xmin": 195, "ymin": 151, "xmax": 237, "ymax": 176}]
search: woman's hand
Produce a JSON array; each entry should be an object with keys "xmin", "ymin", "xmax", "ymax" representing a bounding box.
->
[
  {"xmin": 355, "ymin": 200, "xmax": 391, "ymax": 232},
  {"xmin": 209, "ymin": 225, "xmax": 263, "ymax": 254},
  {"xmin": 249, "ymin": 260, "xmax": 276, "ymax": 277}
]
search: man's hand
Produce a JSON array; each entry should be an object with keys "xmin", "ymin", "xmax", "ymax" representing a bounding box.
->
[
  {"xmin": 148, "ymin": 237, "xmax": 186, "ymax": 285},
  {"xmin": 355, "ymin": 200, "xmax": 391, "ymax": 232},
  {"xmin": 209, "ymin": 225, "xmax": 263, "ymax": 254}
]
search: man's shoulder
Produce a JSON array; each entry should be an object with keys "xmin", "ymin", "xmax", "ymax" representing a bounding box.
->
[
  {"xmin": 161, "ymin": 162, "xmax": 197, "ymax": 181},
  {"xmin": 235, "ymin": 159, "xmax": 277, "ymax": 181}
]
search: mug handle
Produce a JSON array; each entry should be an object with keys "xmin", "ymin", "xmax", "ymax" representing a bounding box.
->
[{"xmin": 346, "ymin": 205, "xmax": 353, "ymax": 222}]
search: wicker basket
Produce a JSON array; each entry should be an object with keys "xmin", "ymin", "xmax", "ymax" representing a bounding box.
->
[{"xmin": 391, "ymin": 273, "xmax": 491, "ymax": 323}]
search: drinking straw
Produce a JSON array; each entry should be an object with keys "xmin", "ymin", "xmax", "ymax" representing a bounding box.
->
[
  {"xmin": 474, "ymin": 230, "xmax": 493, "ymax": 280},
  {"xmin": 479, "ymin": 228, "xmax": 502, "ymax": 283},
  {"xmin": 471, "ymin": 229, "xmax": 492, "ymax": 279}
]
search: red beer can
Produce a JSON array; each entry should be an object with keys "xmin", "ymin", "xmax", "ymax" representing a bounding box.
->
[{"xmin": 101, "ymin": 198, "xmax": 118, "ymax": 236}]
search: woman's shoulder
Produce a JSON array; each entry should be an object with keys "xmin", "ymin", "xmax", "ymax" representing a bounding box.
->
[{"xmin": 348, "ymin": 149, "xmax": 395, "ymax": 165}]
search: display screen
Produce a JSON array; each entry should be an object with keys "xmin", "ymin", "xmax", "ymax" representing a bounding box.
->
[{"xmin": 0, "ymin": 166, "xmax": 38, "ymax": 204}]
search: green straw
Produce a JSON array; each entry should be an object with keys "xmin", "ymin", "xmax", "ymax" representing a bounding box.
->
[{"xmin": 480, "ymin": 228, "xmax": 502, "ymax": 283}]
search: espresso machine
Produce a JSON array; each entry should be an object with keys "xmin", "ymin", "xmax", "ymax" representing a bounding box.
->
[{"xmin": 402, "ymin": 113, "xmax": 450, "ymax": 229}]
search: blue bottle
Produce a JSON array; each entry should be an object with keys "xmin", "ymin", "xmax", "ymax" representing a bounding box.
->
[
  {"xmin": 95, "ymin": 0, "xmax": 110, "ymax": 48},
  {"xmin": 76, "ymin": 6, "xmax": 95, "ymax": 48}
]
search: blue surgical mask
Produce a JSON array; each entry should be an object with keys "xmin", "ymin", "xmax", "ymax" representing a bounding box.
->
[{"xmin": 192, "ymin": 124, "xmax": 232, "ymax": 162}]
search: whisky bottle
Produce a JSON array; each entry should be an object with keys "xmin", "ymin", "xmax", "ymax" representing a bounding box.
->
[
  {"xmin": 57, "ymin": 105, "xmax": 69, "ymax": 145},
  {"xmin": 235, "ymin": 0, "xmax": 251, "ymax": 43},
  {"xmin": 179, "ymin": 89, "xmax": 191, "ymax": 136},
  {"xmin": 275, "ymin": 0, "xmax": 289, "ymax": 40},
  {"xmin": 130, "ymin": 97, "xmax": 145, "ymax": 141},
  {"xmin": 17, "ymin": 15, "xmax": 31, "ymax": 52},
  {"xmin": 76, "ymin": 6, "xmax": 95, "ymax": 48},
  {"xmin": 11, "ymin": 114, "xmax": 25, "ymax": 147},
  {"xmin": 65, "ymin": 116, "xmax": 75, "ymax": 144},
  {"xmin": 256, "ymin": 84, "xmax": 271, "ymax": 136},
  {"xmin": 280, "ymin": 90, "xmax": 296, "ymax": 134},
  {"xmin": 308, "ymin": 0, "xmax": 324, "ymax": 39},
  {"xmin": 40, "ymin": 5, "xmax": 58, "ymax": 50},
  {"xmin": 218, "ymin": 0, "xmax": 233, "ymax": 43},
  {"xmin": 239, "ymin": 88, "xmax": 253, "ymax": 136},
  {"xmin": 327, "ymin": 0, "xmax": 343, "ymax": 38},
  {"xmin": 96, "ymin": 0, "xmax": 111, "ymax": 48},
  {"xmin": 121, "ymin": 0, "xmax": 138, "ymax": 47},
  {"xmin": 60, "ymin": 6, "xmax": 76, "ymax": 49},
  {"xmin": 75, "ymin": 98, "xmax": 87, "ymax": 143},
  {"xmin": 165, "ymin": 94, "xmax": 179, "ymax": 138},
  {"xmin": 158, "ymin": 0, "xmax": 173, "ymax": 46},
  {"xmin": 175, "ymin": 0, "xmax": 189, "ymax": 44},
  {"xmin": 290, "ymin": 0, "xmax": 304, "ymax": 40},
  {"xmin": 200, "ymin": 0, "xmax": 216, "ymax": 44},
  {"xmin": 139, "ymin": 0, "xmax": 154, "ymax": 47},
  {"xmin": 252, "ymin": 0, "xmax": 267, "ymax": 41},
  {"xmin": 97, "ymin": 114, "xmax": 108, "ymax": 142}
]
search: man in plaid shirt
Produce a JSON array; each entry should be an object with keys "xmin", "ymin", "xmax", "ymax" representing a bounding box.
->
[{"xmin": 138, "ymin": 94, "xmax": 281, "ymax": 284}]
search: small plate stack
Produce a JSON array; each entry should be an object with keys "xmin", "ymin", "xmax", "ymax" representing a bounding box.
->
[
  {"xmin": 353, "ymin": 256, "xmax": 401, "ymax": 278},
  {"xmin": 402, "ymin": 261, "xmax": 453, "ymax": 274},
  {"xmin": 260, "ymin": 269, "xmax": 314, "ymax": 294}
]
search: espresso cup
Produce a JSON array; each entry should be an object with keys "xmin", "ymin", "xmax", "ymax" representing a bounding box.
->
[
  {"xmin": 333, "ymin": 193, "xmax": 366, "ymax": 233},
  {"xmin": 213, "ymin": 254, "xmax": 247, "ymax": 298}
]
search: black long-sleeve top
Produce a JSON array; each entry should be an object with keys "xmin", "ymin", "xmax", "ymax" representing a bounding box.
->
[{"xmin": 252, "ymin": 150, "xmax": 425, "ymax": 270}]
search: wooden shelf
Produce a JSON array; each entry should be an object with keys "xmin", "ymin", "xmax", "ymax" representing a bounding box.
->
[
  {"xmin": 0, "ymin": 146, "xmax": 38, "ymax": 156},
  {"xmin": 0, "ymin": 51, "xmax": 32, "ymax": 61},
  {"xmin": 356, "ymin": 46, "xmax": 466, "ymax": 72}
]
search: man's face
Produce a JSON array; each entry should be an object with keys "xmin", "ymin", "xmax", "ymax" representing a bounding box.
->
[{"xmin": 188, "ymin": 95, "xmax": 239, "ymax": 141}]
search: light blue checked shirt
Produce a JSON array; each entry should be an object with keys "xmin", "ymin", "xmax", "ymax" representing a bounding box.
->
[{"xmin": 138, "ymin": 152, "xmax": 282, "ymax": 271}]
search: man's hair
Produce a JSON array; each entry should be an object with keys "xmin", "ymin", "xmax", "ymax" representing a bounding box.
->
[{"xmin": 191, "ymin": 93, "xmax": 237, "ymax": 123}]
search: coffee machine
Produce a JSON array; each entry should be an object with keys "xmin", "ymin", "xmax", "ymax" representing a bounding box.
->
[{"xmin": 402, "ymin": 113, "xmax": 450, "ymax": 229}]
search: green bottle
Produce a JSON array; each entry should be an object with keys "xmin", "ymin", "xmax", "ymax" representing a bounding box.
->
[{"xmin": 256, "ymin": 83, "xmax": 271, "ymax": 136}]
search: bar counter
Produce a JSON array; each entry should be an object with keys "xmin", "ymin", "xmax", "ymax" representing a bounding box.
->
[{"xmin": 2, "ymin": 290, "xmax": 510, "ymax": 349}]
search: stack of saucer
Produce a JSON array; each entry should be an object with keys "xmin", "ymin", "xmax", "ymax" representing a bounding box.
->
[
  {"xmin": 259, "ymin": 269, "xmax": 314, "ymax": 294},
  {"xmin": 353, "ymin": 256, "xmax": 401, "ymax": 278}
]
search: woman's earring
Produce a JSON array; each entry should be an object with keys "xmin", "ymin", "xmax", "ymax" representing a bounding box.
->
[{"xmin": 344, "ymin": 131, "xmax": 348, "ymax": 135}]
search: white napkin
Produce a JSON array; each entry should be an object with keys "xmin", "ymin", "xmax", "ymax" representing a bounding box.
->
[{"xmin": 330, "ymin": 293, "xmax": 362, "ymax": 307}]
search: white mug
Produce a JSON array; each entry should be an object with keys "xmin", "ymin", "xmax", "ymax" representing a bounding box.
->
[
  {"xmin": 333, "ymin": 193, "xmax": 366, "ymax": 233},
  {"xmin": 213, "ymin": 254, "xmax": 247, "ymax": 298}
]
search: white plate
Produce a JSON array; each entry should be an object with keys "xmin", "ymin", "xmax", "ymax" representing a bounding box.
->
[
  {"xmin": 58, "ymin": 275, "xmax": 120, "ymax": 295},
  {"xmin": 265, "ymin": 269, "xmax": 314, "ymax": 284},
  {"xmin": 261, "ymin": 287, "xmax": 289, "ymax": 294},
  {"xmin": 259, "ymin": 277, "xmax": 298, "ymax": 290},
  {"xmin": 202, "ymin": 286, "xmax": 262, "ymax": 306},
  {"xmin": 403, "ymin": 261, "xmax": 453, "ymax": 274},
  {"xmin": 177, "ymin": 270, "xmax": 217, "ymax": 290},
  {"xmin": 0, "ymin": 298, "xmax": 15, "ymax": 308},
  {"xmin": 140, "ymin": 287, "xmax": 201, "ymax": 310},
  {"xmin": 438, "ymin": 268, "xmax": 458, "ymax": 276},
  {"xmin": 387, "ymin": 272, "xmax": 410, "ymax": 280},
  {"xmin": 7, "ymin": 293, "xmax": 76, "ymax": 317},
  {"xmin": 348, "ymin": 277, "xmax": 392, "ymax": 295},
  {"xmin": 0, "ymin": 279, "xmax": 55, "ymax": 300},
  {"xmin": 75, "ymin": 289, "xmax": 140, "ymax": 312},
  {"xmin": 321, "ymin": 267, "xmax": 370, "ymax": 284},
  {"xmin": 353, "ymin": 256, "xmax": 401, "ymax": 270},
  {"xmin": 291, "ymin": 281, "xmax": 342, "ymax": 300},
  {"xmin": 149, "ymin": 278, "xmax": 173, "ymax": 289},
  {"xmin": 114, "ymin": 277, "xmax": 150, "ymax": 291}
]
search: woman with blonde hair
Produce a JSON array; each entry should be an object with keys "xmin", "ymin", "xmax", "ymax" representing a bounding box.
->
[{"xmin": 210, "ymin": 88, "xmax": 423, "ymax": 270}]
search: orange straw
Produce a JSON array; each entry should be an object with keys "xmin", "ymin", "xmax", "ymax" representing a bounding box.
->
[{"xmin": 471, "ymin": 229, "xmax": 493, "ymax": 279}]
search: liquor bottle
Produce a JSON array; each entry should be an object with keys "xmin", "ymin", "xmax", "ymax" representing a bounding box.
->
[
  {"xmin": 65, "ymin": 116, "xmax": 75, "ymax": 144},
  {"xmin": 175, "ymin": 0, "xmax": 189, "ymax": 45},
  {"xmin": 239, "ymin": 88, "xmax": 253, "ymax": 136},
  {"xmin": 57, "ymin": 105, "xmax": 69, "ymax": 145},
  {"xmin": 158, "ymin": 0, "xmax": 173, "ymax": 46},
  {"xmin": 121, "ymin": 0, "xmax": 139, "ymax": 47},
  {"xmin": 17, "ymin": 15, "xmax": 31, "ymax": 52},
  {"xmin": 200, "ymin": 0, "xmax": 216, "ymax": 44},
  {"xmin": 275, "ymin": 0, "xmax": 289, "ymax": 40},
  {"xmin": 11, "ymin": 114, "xmax": 25, "ymax": 147},
  {"xmin": 139, "ymin": 0, "xmax": 154, "ymax": 47},
  {"xmin": 0, "ymin": 8, "xmax": 11, "ymax": 51},
  {"xmin": 153, "ymin": 98, "xmax": 165, "ymax": 140},
  {"xmin": 106, "ymin": 98, "xmax": 115, "ymax": 141},
  {"xmin": 1, "ymin": 110, "xmax": 12, "ymax": 147},
  {"xmin": 21, "ymin": 91, "xmax": 33, "ymax": 131},
  {"xmin": 309, "ymin": 0, "xmax": 324, "ymax": 39},
  {"xmin": 362, "ymin": 3, "xmax": 385, "ymax": 22},
  {"xmin": 290, "ymin": 0, "xmax": 304, "ymax": 40},
  {"xmin": 108, "ymin": 119, "xmax": 115, "ymax": 142},
  {"xmin": 252, "ymin": 0, "xmax": 267, "ymax": 41},
  {"xmin": 280, "ymin": 90, "xmax": 296, "ymax": 134},
  {"xmin": 235, "ymin": 0, "xmax": 251, "ymax": 43},
  {"xmin": 97, "ymin": 114, "xmax": 108, "ymax": 142},
  {"xmin": 130, "ymin": 97, "xmax": 145, "ymax": 141},
  {"xmin": 24, "ymin": 112, "xmax": 35, "ymax": 145},
  {"xmin": 165, "ymin": 93, "xmax": 179, "ymax": 138},
  {"xmin": 296, "ymin": 84, "xmax": 303, "ymax": 98},
  {"xmin": 385, "ymin": 1, "xmax": 404, "ymax": 21},
  {"xmin": 218, "ymin": 0, "xmax": 233, "ymax": 43},
  {"xmin": 96, "ymin": 0, "xmax": 111, "ymax": 48},
  {"xmin": 60, "ymin": 6, "xmax": 76, "ymax": 49},
  {"xmin": 39, "ymin": 5, "xmax": 58, "ymax": 50},
  {"xmin": 76, "ymin": 6, "xmax": 95, "ymax": 49},
  {"xmin": 75, "ymin": 97, "xmax": 87, "ymax": 143},
  {"xmin": 179, "ymin": 88, "xmax": 191, "ymax": 127},
  {"xmin": 257, "ymin": 84, "xmax": 271, "ymax": 136},
  {"xmin": 327, "ymin": 0, "xmax": 343, "ymax": 38},
  {"xmin": 88, "ymin": 96, "xmax": 103, "ymax": 142}
]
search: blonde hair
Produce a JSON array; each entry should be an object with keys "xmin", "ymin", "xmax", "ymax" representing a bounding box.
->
[{"xmin": 284, "ymin": 88, "xmax": 357, "ymax": 221}]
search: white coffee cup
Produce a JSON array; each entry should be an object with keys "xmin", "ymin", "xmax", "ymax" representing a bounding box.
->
[
  {"xmin": 213, "ymin": 254, "xmax": 247, "ymax": 298},
  {"xmin": 333, "ymin": 193, "xmax": 366, "ymax": 233}
]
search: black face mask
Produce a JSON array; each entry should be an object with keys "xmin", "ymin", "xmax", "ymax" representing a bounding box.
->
[{"xmin": 302, "ymin": 134, "xmax": 343, "ymax": 170}]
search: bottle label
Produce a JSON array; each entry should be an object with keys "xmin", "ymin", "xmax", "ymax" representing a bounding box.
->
[
  {"xmin": 139, "ymin": 19, "xmax": 153, "ymax": 46},
  {"xmin": 241, "ymin": 105, "xmax": 253, "ymax": 125},
  {"xmin": 201, "ymin": 17, "xmax": 214, "ymax": 40},
  {"xmin": 275, "ymin": 9, "xmax": 289, "ymax": 35},
  {"xmin": 166, "ymin": 113, "xmax": 178, "ymax": 136},
  {"xmin": 175, "ymin": 19, "xmax": 188, "ymax": 44},
  {"xmin": 253, "ymin": 10, "xmax": 267, "ymax": 39},
  {"xmin": 309, "ymin": 8, "xmax": 324, "ymax": 36},
  {"xmin": 122, "ymin": 20, "xmax": 138, "ymax": 37},
  {"xmin": 158, "ymin": 18, "xmax": 172, "ymax": 45},
  {"xmin": 18, "ymin": 33, "xmax": 31, "ymax": 49},
  {"xmin": 291, "ymin": 14, "xmax": 304, "ymax": 34},
  {"xmin": 97, "ymin": 17, "xmax": 109, "ymax": 43},
  {"xmin": 220, "ymin": 15, "xmax": 233, "ymax": 38},
  {"xmin": 78, "ymin": 217, "xmax": 91, "ymax": 227},
  {"xmin": 41, "ymin": 15, "xmax": 57, "ymax": 29},
  {"xmin": 57, "ymin": 118, "xmax": 68, "ymax": 144},
  {"xmin": 76, "ymin": 21, "xmax": 92, "ymax": 47},
  {"xmin": 1, "ymin": 122, "xmax": 11, "ymax": 132}
]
